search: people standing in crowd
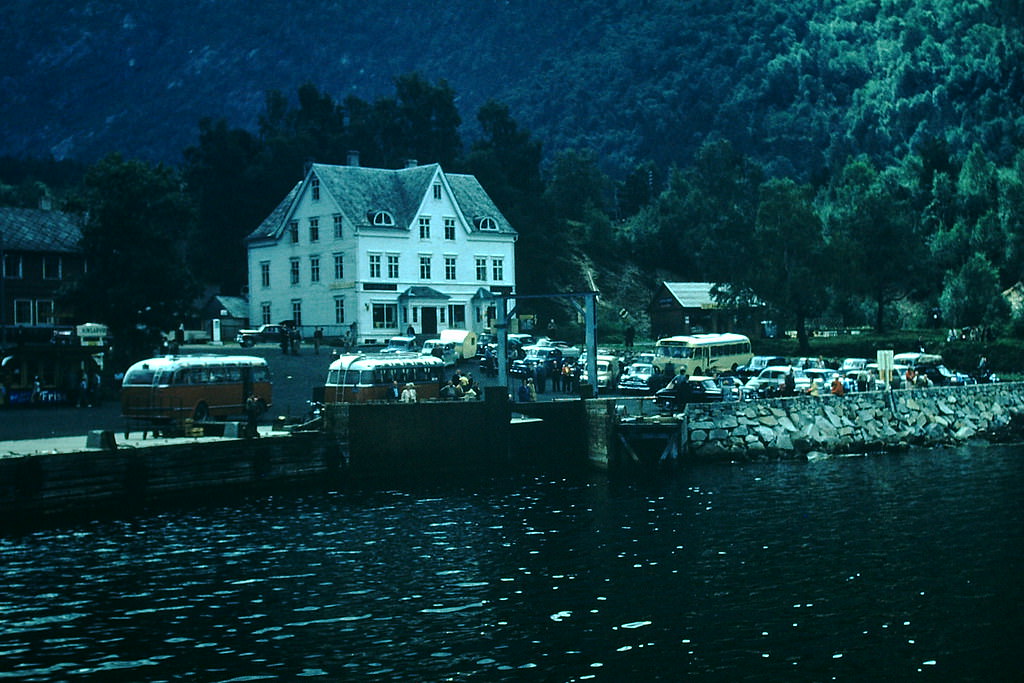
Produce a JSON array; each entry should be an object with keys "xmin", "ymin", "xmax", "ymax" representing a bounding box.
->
[
  {"xmin": 400, "ymin": 382, "xmax": 417, "ymax": 403},
  {"xmin": 313, "ymin": 327, "xmax": 324, "ymax": 355},
  {"xmin": 388, "ymin": 380, "xmax": 401, "ymax": 401}
]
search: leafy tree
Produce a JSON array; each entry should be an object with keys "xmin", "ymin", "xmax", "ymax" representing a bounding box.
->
[
  {"xmin": 821, "ymin": 158, "xmax": 920, "ymax": 331},
  {"xmin": 65, "ymin": 154, "xmax": 200, "ymax": 365},
  {"xmin": 742, "ymin": 178, "xmax": 828, "ymax": 353},
  {"xmin": 938, "ymin": 252, "xmax": 1008, "ymax": 329},
  {"xmin": 183, "ymin": 118, "xmax": 265, "ymax": 294}
]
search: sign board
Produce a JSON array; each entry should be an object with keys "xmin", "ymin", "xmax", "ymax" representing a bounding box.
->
[{"xmin": 877, "ymin": 349, "xmax": 894, "ymax": 384}]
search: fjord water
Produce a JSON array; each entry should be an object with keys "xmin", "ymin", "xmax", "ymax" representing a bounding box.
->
[{"xmin": 1, "ymin": 445, "xmax": 1021, "ymax": 681}]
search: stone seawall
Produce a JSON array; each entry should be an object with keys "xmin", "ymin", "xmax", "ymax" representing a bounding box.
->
[{"xmin": 685, "ymin": 382, "xmax": 1024, "ymax": 460}]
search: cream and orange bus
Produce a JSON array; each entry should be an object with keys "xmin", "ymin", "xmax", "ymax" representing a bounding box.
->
[
  {"xmin": 324, "ymin": 353, "xmax": 445, "ymax": 403},
  {"xmin": 121, "ymin": 355, "xmax": 272, "ymax": 425}
]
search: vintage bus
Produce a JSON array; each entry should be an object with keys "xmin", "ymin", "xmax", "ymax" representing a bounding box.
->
[
  {"xmin": 120, "ymin": 355, "xmax": 272, "ymax": 424},
  {"xmin": 324, "ymin": 353, "xmax": 446, "ymax": 403},
  {"xmin": 652, "ymin": 333, "xmax": 753, "ymax": 377}
]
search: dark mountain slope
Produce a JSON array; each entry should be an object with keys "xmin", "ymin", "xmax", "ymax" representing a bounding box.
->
[{"xmin": 1, "ymin": 0, "xmax": 1021, "ymax": 178}]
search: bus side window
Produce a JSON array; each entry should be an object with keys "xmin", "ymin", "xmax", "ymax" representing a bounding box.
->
[{"xmin": 253, "ymin": 366, "xmax": 269, "ymax": 383}]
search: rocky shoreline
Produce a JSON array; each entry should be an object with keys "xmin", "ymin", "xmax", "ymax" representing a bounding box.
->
[{"xmin": 685, "ymin": 382, "xmax": 1024, "ymax": 460}]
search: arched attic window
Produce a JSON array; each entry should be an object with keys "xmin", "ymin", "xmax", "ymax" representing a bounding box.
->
[
  {"xmin": 369, "ymin": 210, "xmax": 395, "ymax": 227},
  {"xmin": 475, "ymin": 216, "xmax": 499, "ymax": 231}
]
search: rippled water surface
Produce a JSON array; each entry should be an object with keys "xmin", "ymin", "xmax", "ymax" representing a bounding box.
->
[{"xmin": 1, "ymin": 445, "xmax": 1022, "ymax": 681}]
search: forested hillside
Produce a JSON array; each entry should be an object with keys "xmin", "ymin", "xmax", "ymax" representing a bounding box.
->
[
  {"xmin": 2, "ymin": 0, "xmax": 1021, "ymax": 176},
  {"xmin": 2, "ymin": 0, "xmax": 1023, "ymax": 355}
]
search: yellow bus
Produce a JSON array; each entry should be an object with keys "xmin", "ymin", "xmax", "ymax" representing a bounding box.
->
[
  {"xmin": 652, "ymin": 333, "xmax": 752, "ymax": 377},
  {"xmin": 121, "ymin": 355, "xmax": 272, "ymax": 425}
]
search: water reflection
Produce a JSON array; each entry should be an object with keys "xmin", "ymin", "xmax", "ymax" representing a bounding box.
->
[{"xmin": 1, "ymin": 445, "xmax": 1022, "ymax": 681}]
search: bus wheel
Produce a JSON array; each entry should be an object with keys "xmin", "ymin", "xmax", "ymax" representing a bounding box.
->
[{"xmin": 193, "ymin": 402, "xmax": 209, "ymax": 422}]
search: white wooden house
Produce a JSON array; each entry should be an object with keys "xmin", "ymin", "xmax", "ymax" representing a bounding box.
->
[{"xmin": 244, "ymin": 160, "xmax": 517, "ymax": 345}]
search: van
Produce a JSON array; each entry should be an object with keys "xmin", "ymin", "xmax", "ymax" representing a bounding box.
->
[{"xmin": 580, "ymin": 354, "xmax": 621, "ymax": 392}]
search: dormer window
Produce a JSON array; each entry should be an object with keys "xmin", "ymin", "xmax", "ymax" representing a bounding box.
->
[
  {"xmin": 370, "ymin": 211, "xmax": 395, "ymax": 227},
  {"xmin": 476, "ymin": 217, "xmax": 498, "ymax": 231}
]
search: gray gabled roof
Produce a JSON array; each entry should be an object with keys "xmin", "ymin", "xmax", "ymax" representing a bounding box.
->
[
  {"xmin": 247, "ymin": 181, "xmax": 302, "ymax": 241},
  {"xmin": 212, "ymin": 295, "xmax": 250, "ymax": 319},
  {"xmin": 247, "ymin": 163, "xmax": 515, "ymax": 241},
  {"xmin": 400, "ymin": 286, "xmax": 449, "ymax": 300},
  {"xmin": 663, "ymin": 282, "xmax": 717, "ymax": 309},
  {"xmin": 0, "ymin": 207, "xmax": 83, "ymax": 253}
]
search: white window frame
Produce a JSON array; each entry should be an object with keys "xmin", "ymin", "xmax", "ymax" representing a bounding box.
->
[
  {"xmin": 309, "ymin": 217, "xmax": 320, "ymax": 243},
  {"xmin": 419, "ymin": 255, "xmax": 431, "ymax": 280},
  {"xmin": 3, "ymin": 253, "xmax": 23, "ymax": 279},
  {"xmin": 492, "ymin": 257, "xmax": 504, "ymax": 281},
  {"xmin": 260, "ymin": 261, "xmax": 271, "ymax": 288},
  {"xmin": 333, "ymin": 253, "xmax": 344, "ymax": 280},
  {"xmin": 42, "ymin": 255, "xmax": 62, "ymax": 280},
  {"xmin": 310, "ymin": 255, "xmax": 321, "ymax": 283},
  {"xmin": 289, "ymin": 257, "xmax": 300, "ymax": 285},
  {"xmin": 334, "ymin": 297, "xmax": 345, "ymax": 324},
  {"xmin": 369, "ymin": 254, "xmax": 382, "ymax": 278},
  {"xmin": 261, "ymin": 302, "xmax": 272, "ymax": 325},
  {"xmin": 444, "ymin": 217, "xmax": 456, "ymax": 240},
  {"xmin": 387, "ymin": 254, "xmax": 400, "ymax": 279},
  {"xmin": 444, "ymin": 256, "xmax": 456, "ymax": 281},
  {"xmin": 419, "ymin": 216, "xmax": 431, "ymax": 239},
  {"xmin": 475, "ymin": 257, "xmax": 487, "ymax": 281},
  {"xmin": 333, "ymin": 215, "xmax": 343, "ymax": 239},
  {"xmin": 372, "ymin": 303, "xmax": 398, "ymax": 329}
]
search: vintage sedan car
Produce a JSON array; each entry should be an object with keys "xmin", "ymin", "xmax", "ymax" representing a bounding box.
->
[
  {"xmin": 617, "ymin": 362, "xmax": 665, "ymax": 394},
  {"xmin": 235, "ymin": 323, "xmax": 293, "ymax": 347},
  {"xmin": 743, "ymin": 366, "xmax": 811, "ymax": 397},
  {"xmin": 654, "ymin": 375, "xmax": 724, "ymax": 411},
  {"xmin": 510, "ymin": 345, "xmax": 565, "ymax": 378},
  {"xmin": 736, "ymin": 355, "xmax": 788, "ymax": 380}
]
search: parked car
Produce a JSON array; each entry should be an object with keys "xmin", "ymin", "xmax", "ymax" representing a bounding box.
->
[
  {"xmin": 510, "ymin": 346, "xmax": 565, "ymax": 378},
  {"xmin": 421, "ymin": 339, "xmax": 458, "ymax": 366},
  {"xmin": 743, "ymin": 366, "xmax": 810, "ymax": 397},
  {"xmin": 839, "ymin": 357, "xmax": 870, "ymax": 374},
  {"xmin": 737, "ymin": 355, "xmax": 788, "ymax": 380},
  {"xmin": 580, "ymin": 354, "xmax": 622, "ymax": 392},
  {"xmin": 235, "ymin": 324, "xmax": 293, "ymax": 347},
  {"xmin": 617, "ymin": 362, "xmax": 666, "ymax": 394},
  {"xmin": 654, "ymin": 375, "xmax": 724, "ymax": 411},
  {"xmin": 381, "ymin": 336, "xmax": 419, "ymax": 354}
]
